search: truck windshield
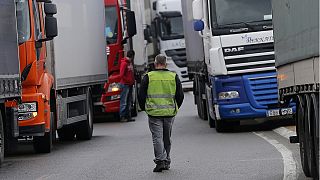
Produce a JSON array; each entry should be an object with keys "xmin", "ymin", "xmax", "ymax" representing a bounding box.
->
[
  {"xmin": 212, "ymin": 0, "xmax": 272, "ymax": 27},
  {"xmin": 16, "ymin": 0, "xmax": 31, "ymax": 44},
  {"xmin": 160, "ymin": 16, "xmax": 184, "ymax": 40},
  {"xmin": 105, "ymin": 6, "xmax": 118, "ymax": 44}
]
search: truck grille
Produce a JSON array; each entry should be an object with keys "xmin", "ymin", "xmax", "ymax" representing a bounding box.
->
[
  {"xmin": 223, "ymin": 43, "xmax": 275, "ymax": 74},
  {"xmin": 243, "ymin": 73, "xmax": 278, "ymax": 109},
  {"xmin": 165, "ymin": 48, "xmax": 187, "ymax": 68}
]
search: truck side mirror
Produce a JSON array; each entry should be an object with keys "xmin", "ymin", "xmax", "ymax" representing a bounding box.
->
[
  {"xmin": 45, "ymin": 16, "xmax": 58, "ymax": 39},
  {"xmin": 126, "ymin": 10, "xmax": 137, "ymax": 38},
  {"xmin": 192, "ymin": 0, "xmax": 203, "ymax": 20},
  {"xmin": 193, "ymin": 20, "xmax": 204, "ymax": 31},
  {"xmin": 44, "ymin": 3, "xmax": 57, "ymax": 15}
]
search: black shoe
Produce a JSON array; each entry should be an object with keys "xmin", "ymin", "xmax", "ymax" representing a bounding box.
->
[
  {"xmin": 163, "ymin": 162, "xmax": 170, "ymax": 170},
  {"xmin": 153, "ymin": 162, "xmax": 165, "ymax": 172},
  {"xmin": 127, "ymin": 118, "xmax": 135, "ymax": 122},
  {"xmin": 120, "ymin": 117, "xmax": 128, "ymax": 122}
]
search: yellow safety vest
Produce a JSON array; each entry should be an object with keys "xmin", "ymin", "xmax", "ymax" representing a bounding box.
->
[{"xmin": 146, "ymin": 71, "xmax": 178, "ymax": 116}]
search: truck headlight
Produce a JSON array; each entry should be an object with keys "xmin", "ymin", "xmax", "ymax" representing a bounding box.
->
[
  {"xmin": 18, "ymin": 112, "xmax": 38, "ymax": 121},
  {"xmin": 18, "ymin": 102, "xmax": 37, "ymax": 112},
  {"xmin": 107, "ymin": 83, "xmax": 120, "ymax": 92},
  {"xmin": 218, "ymin": 91, "xmax": 239, "ymax": 100}
]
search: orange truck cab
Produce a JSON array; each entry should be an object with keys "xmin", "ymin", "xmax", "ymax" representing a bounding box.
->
[
  {"xmin": 16, "ymin": 0, "xmax": 58, "ymax": 152},
  {"xmin": 101, "ymin": 0, "xmax": 137, "ymax": 116}
]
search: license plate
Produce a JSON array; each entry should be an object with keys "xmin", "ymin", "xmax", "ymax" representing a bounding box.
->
[
  {"xmin": 267, "ymin": 108, "xmax": 293, "ymax": 117},
  {"xmin": 281, "ymin": 108, "xmax": 293, "ymax": 116},
  {"xmin": 267, "ymin": 109, "xmax": 280, "ymax": 117}
]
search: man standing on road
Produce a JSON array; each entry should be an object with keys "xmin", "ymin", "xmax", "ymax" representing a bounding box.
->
[
  {"xmin": 119, "ymin": 50, "xmax": 135, "ymax": 122},
  {"xmin": 138, "ymin": 54, "xmax": 184, "ymax": 172}
]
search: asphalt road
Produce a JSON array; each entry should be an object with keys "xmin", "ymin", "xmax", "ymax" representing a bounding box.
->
[{"xmin": 0, "ymin": 92, "xmax": 311, "ymax": 180}]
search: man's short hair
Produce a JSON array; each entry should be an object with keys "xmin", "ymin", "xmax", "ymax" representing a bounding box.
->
[
  {"xmin": 127, "ymin": 50, "xmax": 135, "ymax": 58},
  {"xmin": 155, "ymin": 54, "xmax": 167, "ymax": 65}
]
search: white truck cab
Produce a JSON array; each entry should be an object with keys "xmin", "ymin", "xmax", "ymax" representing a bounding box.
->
[{"xmin": 151, "ymin": 0, "xmax": 189, "ymax": 82}]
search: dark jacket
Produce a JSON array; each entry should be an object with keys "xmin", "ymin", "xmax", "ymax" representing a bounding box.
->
[
  {"xmin": 138, "ymin": 69, "xmax": 184, "ymax": 115},
  {"xmin": 119, "ymin": 57, "xmax": 135, "ymax": 85}
]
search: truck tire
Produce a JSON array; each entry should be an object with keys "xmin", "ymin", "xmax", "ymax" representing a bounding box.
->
[
  {"xmin": 297, "ymin": 95, "xmax": 311, "ymax": 177},
  {"xmin": 33, "ymin": 112, "xmax": 53, "ymax": 153},
  {"xmin": 311, "ymin": 93, "xmax": 319, "ymax": 178},
  {"xmin": 76, "ymin": 89, "xmax": 93, "ymax": 140},
  {"xmin": 0, "ymin": 111, "xmax": 4, "ymax": 167},
  {"xmin": 304, "ymin": 94, "xmax": 317, "ymax": 177},
  {"xmin": 196, "ymin": 92, "xmax": 208, "ymax": 120}
]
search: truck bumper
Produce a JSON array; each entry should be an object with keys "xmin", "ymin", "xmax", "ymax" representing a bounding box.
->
[
  {"xmin": 217, "ymin": 103, "xmax": 296, "ymax": 120},
  {"xmin": 18, "ymin": 93, "xmax": 48, "ymax": 135},
  {"xmin": 103, "ymin": 100, "xmax": 120, "ymax": 113},
  {"xmin": 19, "ymin": 124, "xmax": 45, "ymax": 136}
]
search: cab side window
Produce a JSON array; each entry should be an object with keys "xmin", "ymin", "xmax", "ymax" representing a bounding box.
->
[{"xmin": 32, "ymin": 0, "xmax": 41, "ymax": 60}]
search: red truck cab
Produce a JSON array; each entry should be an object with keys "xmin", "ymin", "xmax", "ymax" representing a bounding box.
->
[{"xmin": 101, "ymin": 0, "xmax": 136, "ymax": 115}]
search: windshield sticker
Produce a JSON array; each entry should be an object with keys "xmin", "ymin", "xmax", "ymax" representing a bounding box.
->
[
  {"xmin": 105, "ymin": 27, "xmax": 113, "ymax": 38},
  {"xmin": 241, "ymin": 34, "xmax": 273, "ymax": 44}
]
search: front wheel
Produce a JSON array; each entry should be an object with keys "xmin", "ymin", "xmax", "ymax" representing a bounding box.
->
[
  {"xmin": 311, "ymin": 93, "xmax": 319, "ymax": 179},
  {"xmin": 297, "ymin": 95, "xmax": 311, "ymax": 177}
]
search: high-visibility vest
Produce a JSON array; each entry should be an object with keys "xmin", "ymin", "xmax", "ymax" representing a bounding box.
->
[{"xmin": 146, "ymin": 71, "xmax": 177, "ymax": 116}]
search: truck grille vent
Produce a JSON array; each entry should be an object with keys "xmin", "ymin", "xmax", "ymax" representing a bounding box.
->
[
  {"xmin": 223, "ymin": 43, "xmax": 275, "ymax": 74},
  {"xmin": 165, "ymin": 48, "xmax": 187, "ymax": 68},
  {"xmin": 244, "ymin": 74, "xmax": 278, "ymax": 108}
]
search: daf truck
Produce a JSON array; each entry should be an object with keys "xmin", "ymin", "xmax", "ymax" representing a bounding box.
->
[
  {"xmin": 186, "ymin": 0, "xmax": 294, "ymax": 131},
  {"xmin": 149, "ymin": 0, "xmax": 189, "ymax": 82},
  {"xmin": 272, "ymin": 0, "xmax": 319, "ymax": 178}
]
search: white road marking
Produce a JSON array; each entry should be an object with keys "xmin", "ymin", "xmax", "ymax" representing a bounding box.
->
[
  {"xmin": 273, "ymin": 127, "xmax": 297, "ymax": 140},
  {"xmin": 253, "ymin": 132, "xmax": 297, "ymax": 180}
]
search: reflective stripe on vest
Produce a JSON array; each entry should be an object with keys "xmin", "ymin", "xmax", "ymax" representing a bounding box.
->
[{"xmin": 146, "ymin": 71, "xmax": 177, "ymax": 116}]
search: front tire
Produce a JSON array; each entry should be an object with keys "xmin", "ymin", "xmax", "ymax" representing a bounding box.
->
[
  {"xmin": 311, "ymin": 93, "xmax": 319, "ymax": 179},
  {"xmin": 297, "ymin": 95, "xmax": 311, "ymax": 177}
]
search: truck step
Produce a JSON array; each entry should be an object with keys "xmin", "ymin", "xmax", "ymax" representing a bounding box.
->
[{"xmin": 289, "ymin": 136, "xmax": 299, "ymax": 143}]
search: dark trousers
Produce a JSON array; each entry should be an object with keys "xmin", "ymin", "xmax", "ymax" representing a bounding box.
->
[
  {"xmin": 148, "ymin": 116, "xmax": 175, "ymax": 164},
  {"xmin": 119, "ymin": 84, "xmax": 133, "ymax": 119}
]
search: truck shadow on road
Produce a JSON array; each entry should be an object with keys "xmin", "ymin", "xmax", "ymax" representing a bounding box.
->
[{"xmin": 217, "ymin": 118, "xmax": 294, "ymax": 133}]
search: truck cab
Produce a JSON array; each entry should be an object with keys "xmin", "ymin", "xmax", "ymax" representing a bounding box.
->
[
  {"xmin": 190, "ymin": 0, "xmax": 295, "ymax": 131},
  {"xmin": 151, "ymin": 0, "xmax": 189, "ymax": 82},
  {"xmin": 101, "ymin": 0, "xmax": 137, "ymax": 115}
]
